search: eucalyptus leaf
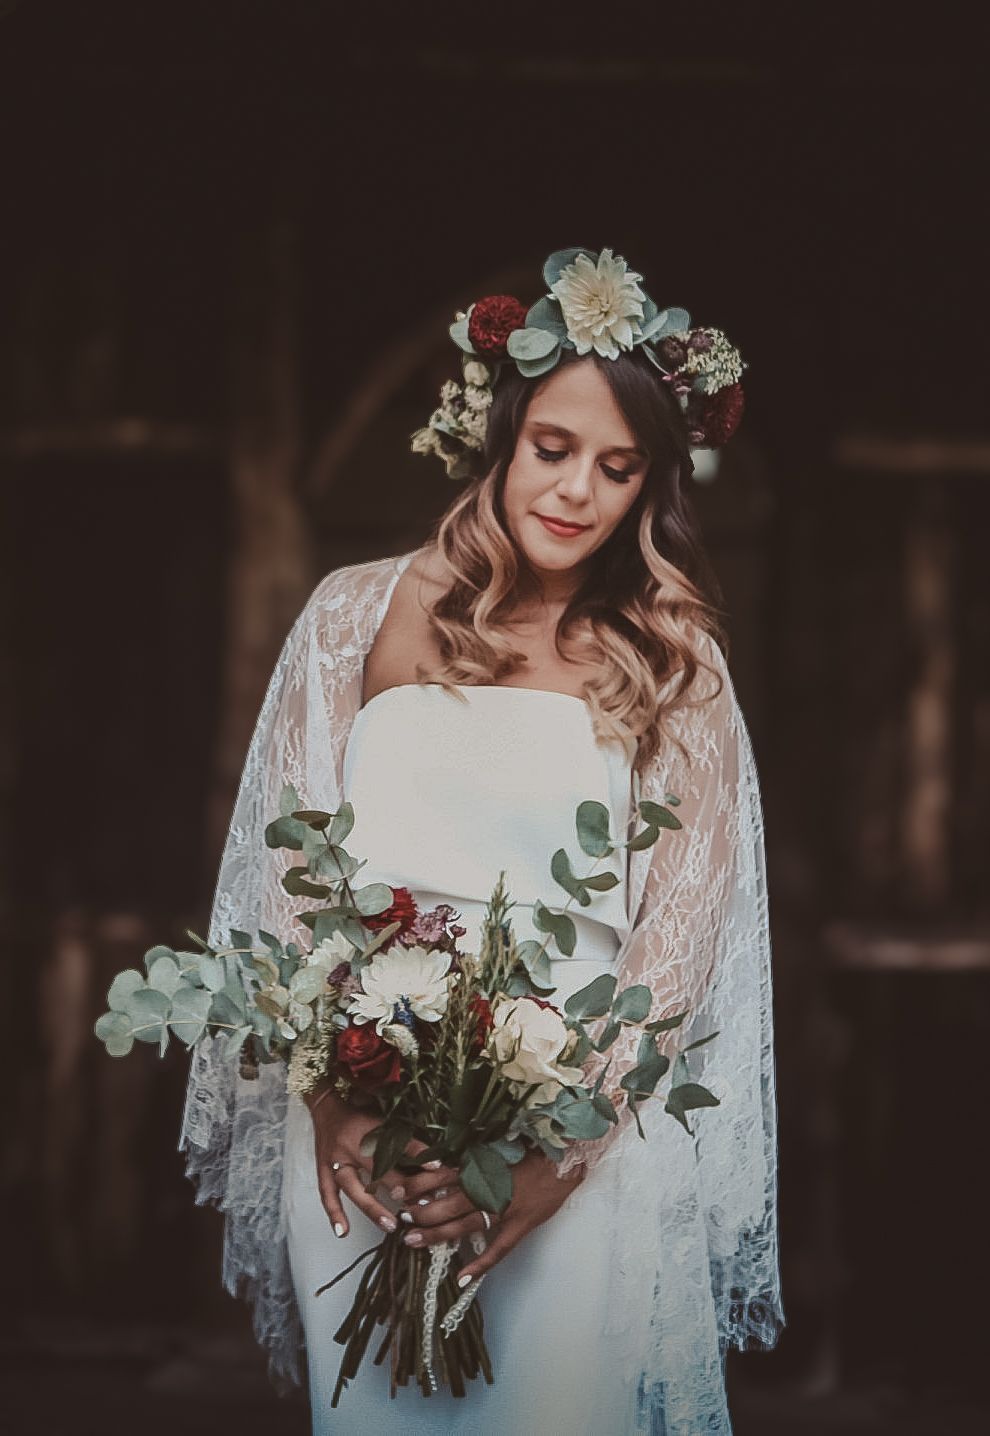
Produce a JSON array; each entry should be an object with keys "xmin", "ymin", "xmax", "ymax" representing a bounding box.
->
[
  {"xmin": 581, "ymin": 870, "xmax": 619, "ymax": 892},
  {"xmin": 94, "ymin": 1010, "xmax": 135, "ymax": 1057},
  {"xmin": 626, "ymin": 822, "xmax": 660, "ymax": 852},
  {"xmin": 550, "ymin": 848, "xmax": 591, "ymax": 906},
  {"xmin": 515, "ymin": 939, "xmax": 554, "ymax": 993},
  {"xmin": 531, "ymin": 901, "xmax": 576, "ymax": 956},
  {"xmin": 329, "ymin": 803, "xmax": 356, "ymax": 845},
  {"xmin": 227, "ymin": 1025, "xmax": 253, "ymax": 1056},
  {"xmin": 645, "ymin": 1011, "xmax": 688, "ymax": 1034},
  {"xmin": 371, "ymin": 1120, "xmax": 413, "ymax": 1182},
  {"xmin": 142, "ymin": 944, "xmax": 177, "ymax": 974},
  {"xmin": 524, "ymin": 295, "xmax": 568, "ymax": 338},
  {"xmin": 564, "ymin": 973, "xmax": 617, "ymax": 1021},
  {"xmin": 147, "ymin": 955, "xmax": 182, "ymax": 997},
  {"xmin": 248, "ymin": 953, "xmax": 279, "ymax": 987},
  {"xmin": 490, "ymin": 1136, "xmax": 527, "ymax": 1166},
  {"xmin": 257, "ymin": 930, "xmax": 284, "ymax": 957},
  {"xmin": 229, "ymin": 929, "xmax": 254, "ymax": 954},
  {"xmin": 506, "ymin": 326, "xmax": 559, "ymax": 361},
  {"xmin": 514, "ymin": 347, "xmax": 562, "ymax": 379},
  {"xmin": 289, "ymin": 965, "xmax": 329, "ymax": 1005},
  {"xmin": 683, "ymin": 1030, "xmax": 720, "ymax": 1053},
  {"xmin": 108, "ymin": 969, "xmax": 145, "ymax": 1012},
  {"xmin": 168, "ymin": 986, "xmax": 213, "ymax": 1046},
  {"xmin": 664, "ymin": 1080, "xmax": 720, "ymax": 1133},
  {"xmin": 212, "ymin": 989, "xmax": 250, "ymax": 1028},
  {"xmin": 292, "ymin": 808, "xmax": 333, "ymax": 827},
  {"xmin": 282, "ymin": 867, "xmax": 331, "ymax": 899},
  {"xmin": 542, "ymin": 246, "xmax": 595, "ymax": 289},
  {"xmin": 122, "ymin": 987, "xmax": 170, "ymax": 1044},
  {"xmin": 611, "ymin": 984, "xmax": 652, "ymax": 1023},
  {"xmin": 554, "ymin": 1096, "xmax": 612, "ymax": 1141},
  {"xmin": 594, "ymin": 1018, "xmax": 621, "ymax": 1052},
  {"xmin": 197, "ymin": 955, "xmax": 226, "ymax": 991},
  {"xmin": 575, "ymin": 799, "xmax": 612, "ymax": 857},
  {"xmin": 460, "ymin": 1144, "xmax": 513, "ymax": 1215},
  {"xmin": 353, "ymin": 882, "xmax": 393, "ymax": 917},
  {"xmin": 649, "ymin": 306, "xmax": 690, "ymax": 340},
  {"xmin": 449, "ymin": 313, "xmax": 477, "ymax": 354},
  {"xmin": 264, "ymin": 815, "xmax": 306, "ymax": 850},
  {"xmin": 639, "ymin": 799, "xmax": 682, "ymax": 831}
]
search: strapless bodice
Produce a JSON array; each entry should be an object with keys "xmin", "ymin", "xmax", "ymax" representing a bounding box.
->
[{"xmin": 341, "ymin": 683, "xmax": 635, "ymax": 1003}]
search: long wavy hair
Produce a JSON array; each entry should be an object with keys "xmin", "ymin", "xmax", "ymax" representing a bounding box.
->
[{"xmin": 413, "ymin": 345, "xmax": 728, "ymax": 774}]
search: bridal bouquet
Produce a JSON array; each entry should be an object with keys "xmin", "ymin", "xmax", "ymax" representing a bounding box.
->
[{"xmin": 94, "ymin": 783, "xmax": 719, "ymax": 1404}]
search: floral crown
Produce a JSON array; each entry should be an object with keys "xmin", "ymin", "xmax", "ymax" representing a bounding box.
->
[{"xmin": 410, "ymin": 245, "xmax": 748, "ymax": 481}]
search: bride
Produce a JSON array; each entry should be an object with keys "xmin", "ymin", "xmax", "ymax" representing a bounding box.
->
[{"xmin": 180, "ymin": 247, "xmax": 784, "ymax": 1434}]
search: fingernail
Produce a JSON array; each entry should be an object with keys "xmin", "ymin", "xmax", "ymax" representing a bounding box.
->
[
  {"xmin": 333, "ymin": 1222, "xmax": 346, "ymax": 1238},
  {"xmin": 380, "ymin": 1215, "xmax": 397, "ymax": 1232},
  {"xmin": 457, "ymin": 1273, "xmax": 472, "ymax": 1288},
  {"xmin": 391, "ymin": 1185, "xmax": 406, "ymax": 1200},
  {"xmin": 435, "ymin": 1188, "xmax": 448, "ymax": 1199},
  {"xmin": 424, "ymin": 1160, "xmax": 442, "ymax": 1170},
  {"xmin": 417, "ymin": 1197, "xmax": 431, "ymax": 1207},
  {"xmin": 403, "ymin": 1230, "xmax": 424, "ymax": 1246},
  {"xmin": 399, "ymin": 1210, "xmax": 414, "ymax": 1225}
]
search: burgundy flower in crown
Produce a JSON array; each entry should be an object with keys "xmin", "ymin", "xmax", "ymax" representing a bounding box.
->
[{"xmin": 467, "ymin": 295, "xmax": 529, "ymax": 356}]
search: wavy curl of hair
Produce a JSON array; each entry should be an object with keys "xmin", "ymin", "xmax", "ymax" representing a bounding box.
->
[{"xmin": 413, "ymin": 346, "xmax": 729, "ymax": 776}]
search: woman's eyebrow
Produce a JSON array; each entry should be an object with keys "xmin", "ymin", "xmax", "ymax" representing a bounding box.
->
[{"xmin": 527, "ymin": 419, "xmax": 646, "ymax": 458}]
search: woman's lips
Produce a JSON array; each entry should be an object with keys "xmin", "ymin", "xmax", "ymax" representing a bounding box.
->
[{"xmin": 534, "ymin": 513, "xmax": 591, "ymax": 538}]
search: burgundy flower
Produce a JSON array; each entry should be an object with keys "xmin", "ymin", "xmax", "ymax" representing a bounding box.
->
[
  {"xmin": 468, "ymin": 295, "xmax": 529, "ymax": 356},
  {"xmin": 687, "ymin": 329, "xmax": 714, "ymax": 354},
  {"xmin": 365, "ymin": 886, "xmax": 419, "ymax": 939},
  {"xmin": 334, "ymin": 1023, "xmax": 402, "ymax": 1090},
  {"xmin": 695, "ymin": 382, "xmax": 745, "ymax": 447}
]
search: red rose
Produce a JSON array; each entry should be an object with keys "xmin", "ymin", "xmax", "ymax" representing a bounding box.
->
[
  {"xmin": 468, "ymin": 295, "xmax": 529, "ymax": 356},
  {"xmin": 365, "ymin": 886, "xmax": 419, "ymax": 939},
  {"xmin": 335, "ymin": 1024, "xmax": 402, "ymax": 1090},
  {"xmin": 468, "ymin": 994, "xmax": 494, "ymax": 1054}
]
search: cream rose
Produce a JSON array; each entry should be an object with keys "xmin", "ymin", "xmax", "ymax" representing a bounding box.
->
[{"xmin": 486, "ymin": 996, "xmax": 585, "ymax": 1106}]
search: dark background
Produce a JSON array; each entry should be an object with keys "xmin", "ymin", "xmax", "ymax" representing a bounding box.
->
[{"xmin": 2, "ymin": 3, "xmax": 989, "ymax": 1432}]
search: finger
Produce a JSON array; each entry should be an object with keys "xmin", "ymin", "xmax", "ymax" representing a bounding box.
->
[
  {"xmin": 402, "ymin": 1189, "xmax": 474, "ymax": 1229},
  {"xmin": 316, "ymin": 1162, "xmax": 349, "ymax": 1239},
  {"xmin": 335, "ymin": 1164, "xmax": 401, "ymax": 1233},
  {"xmin": 401, "ymin": 1209, "xmax": 493, "ymax": 1250},
  {"xmin": 456, "ymin": 1219, "xmax": 523, "ymax": 1281},
  {"xmin": 399, "ymin": 1164, "xmax": 461, "ymax": 1201}
]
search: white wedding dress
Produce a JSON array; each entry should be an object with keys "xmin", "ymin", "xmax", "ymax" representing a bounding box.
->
[{"xmin": 282, "ymin": 681, "xmax": 732, "ymax": 1434}]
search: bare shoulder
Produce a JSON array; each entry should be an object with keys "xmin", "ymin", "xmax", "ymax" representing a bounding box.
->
[{"xmin": 363, "ymin": 545, "xmax": 450, "ymax": 699}]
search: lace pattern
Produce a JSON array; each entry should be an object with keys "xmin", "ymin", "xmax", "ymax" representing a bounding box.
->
[{"xmin": 178, "ymin": 548, "xmax": 784, "ymax": 1403}]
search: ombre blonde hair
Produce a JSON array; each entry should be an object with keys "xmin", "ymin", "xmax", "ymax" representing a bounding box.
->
[{"xmin": 412, "ymin": 347, "xmax": 729, "ymax": 776}]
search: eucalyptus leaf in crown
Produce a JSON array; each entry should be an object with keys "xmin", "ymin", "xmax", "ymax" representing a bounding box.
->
[{"xmin": 410, "ymin": 245, "xmax": 748, "ymax": 480}]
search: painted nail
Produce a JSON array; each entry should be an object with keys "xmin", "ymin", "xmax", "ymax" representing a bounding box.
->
[
  {"xmin": 424, "ymin": 1160, "xmax": 442, "ymax": 1170},
  {"xmin": 380, "ymin": 1215, "xmax": 397, "ymax": 1232},
  {"xmin": 403, "ymin": 1230, "xmax": 424, "ymax": 1246},
  {"xmin": 417, "ymin": 1197, "xmax": 431, "ymax": 1207},
  {"xmin": 457, "ymin": 1273, "xmax": 472, "ymax": 1288},
  {"xmin": 399, "ymin": 1210, "xmax": 414, "ymax": 1225},
  {"xmin": 390, "ymin": 1185, "xmax": 406, "ymax": 1200},
  {"xmin": 435, "ymin": 1188, "xmax": 448, "ymax": 1200},
  {"xmin": 333, "ymin": 1222, "xmax": 346, "ymax": 1238}
]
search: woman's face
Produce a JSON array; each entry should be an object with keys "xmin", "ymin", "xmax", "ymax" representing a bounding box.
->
[{"xmin": 502, "ymin": 357, "xmax": 648, "ymax": 584}]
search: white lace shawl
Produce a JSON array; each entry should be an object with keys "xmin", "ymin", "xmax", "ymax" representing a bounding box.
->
[{"xmin": 179, "ymin": 548, "xmax": 784, "ymax": 1399}]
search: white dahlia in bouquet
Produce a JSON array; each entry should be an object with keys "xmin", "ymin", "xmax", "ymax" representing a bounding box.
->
[{"xmin": 94, "ymin": 783, "xmax": 719, "ymax": 1405}]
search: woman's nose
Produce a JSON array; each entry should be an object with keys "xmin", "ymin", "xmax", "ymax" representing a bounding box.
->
[{"xmin": 556, "ymin": 456, "xmax": 595, "ymax": 500}]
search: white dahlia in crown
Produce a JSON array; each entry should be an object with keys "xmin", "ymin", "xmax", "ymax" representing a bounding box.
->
[
  {"xmin": 550, "ymin": 246, "xmax": 648, "ymax": 359},
  {"xmin": 346, "ymin": 944, "xmax": 453, "ymax": 1034}
]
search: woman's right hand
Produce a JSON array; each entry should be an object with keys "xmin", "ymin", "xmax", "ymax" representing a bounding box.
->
[{"xmin": 305, "ymin": 1085, "xmax": 459, "ymax": 1239}]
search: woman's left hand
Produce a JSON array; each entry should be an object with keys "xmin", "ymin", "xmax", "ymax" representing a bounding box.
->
[{"xmin": 398, "ymin": 1149, "xmax": 585, "ymax": 1282}]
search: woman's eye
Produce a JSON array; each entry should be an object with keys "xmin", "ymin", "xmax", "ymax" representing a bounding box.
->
[
  {"xmin": 602, "ymin": 464, "xmax": 633, "ymax": 484},
  {"xmin": 534, "ymin": 444, "xmax": 568, "ymax": 463}
]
